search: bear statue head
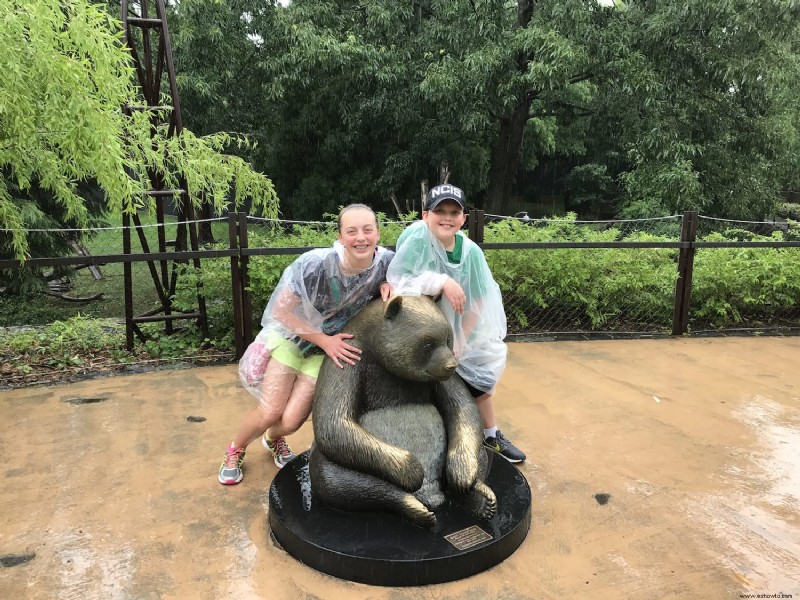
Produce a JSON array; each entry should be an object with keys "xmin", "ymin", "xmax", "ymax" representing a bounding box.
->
[{"xmin": 365, "ymin": 295, "xmax": 457, "ymax": 382}]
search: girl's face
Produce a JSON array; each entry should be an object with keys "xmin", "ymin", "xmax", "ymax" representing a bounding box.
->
[{"xmin": 338, "ymin": 208, "xmax": 380, "ymax": 268}]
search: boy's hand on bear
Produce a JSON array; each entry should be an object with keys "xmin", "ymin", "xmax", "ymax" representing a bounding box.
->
[
  {"xmin": 379, "ymin": 281, "xmax": 393, "ymax": 301},
  {"xmin": 319, "ymin": 333, "xmax": 362, "ymax": 368},
  {"xmin": 442, "ymin": 278, "xmax": 466, "ymax": 315}
]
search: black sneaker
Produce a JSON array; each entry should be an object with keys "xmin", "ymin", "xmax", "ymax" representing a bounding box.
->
[{"xmin": 483, "ymin": 430, "xmax": 526, "ymax": 463}]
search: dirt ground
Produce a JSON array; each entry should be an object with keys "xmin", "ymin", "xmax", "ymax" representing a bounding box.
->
[{"xmin": 1, "ymin": 336, "xmax": 799, "ymax": 600}]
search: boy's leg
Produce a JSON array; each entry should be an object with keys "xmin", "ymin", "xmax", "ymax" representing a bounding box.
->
[
  {"xmin": 475, "ymin": 393, "xmax": 526, "ymax": 464},
  {"xmin": 475, "ymin": 393, "xmax": 497, "ymax": 431}
]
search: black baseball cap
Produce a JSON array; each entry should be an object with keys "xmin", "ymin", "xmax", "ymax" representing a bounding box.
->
[{"xmin": 426, "ymin": 184, "xmax": 467, "ymax": 211}]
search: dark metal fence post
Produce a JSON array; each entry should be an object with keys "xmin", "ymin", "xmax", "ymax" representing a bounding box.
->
[
  {"xmin": 123, "ymin": 211, "xmax": 134, "ymax": 350},
  {"xmin": 672, "ymin": 210, "xmax": 698, "ymax": 335},
  {"xmin": 238, "ymin": 212, "xmax": 254, "ymax": 348},
  {"xmin": 468, "ymin": 209, "xmax": 485, "ymax": 244},
  {"xmin": 229, "ymin": 213, "xmax": 245, "ymax": 359}
]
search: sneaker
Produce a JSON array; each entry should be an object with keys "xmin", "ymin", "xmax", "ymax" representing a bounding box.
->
[
  {"xmin": 483, "ymin": 430, "xmax": 526, "ymax": 463},
  {"xmin": 262, "ymin": 434, "xmax": 297, "ymax": 469},
  {"xmin": 218, "ymin": 445, "xmax": 246, "ymax": 485}
]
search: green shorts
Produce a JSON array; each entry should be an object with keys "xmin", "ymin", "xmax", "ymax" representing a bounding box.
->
[{"xmin": 267, "ymin": 331, "xmax": 324, "ymax": 379}]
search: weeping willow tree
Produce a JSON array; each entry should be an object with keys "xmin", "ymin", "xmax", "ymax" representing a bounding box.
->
[{"xmin": 0, "ymin": 0, "xmax": 279, "ymax": 264}]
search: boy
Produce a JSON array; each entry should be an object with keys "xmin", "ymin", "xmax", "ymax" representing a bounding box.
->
[{"xmin": 386, "ymin": 184, "xmax": 525, "ymax": 463}]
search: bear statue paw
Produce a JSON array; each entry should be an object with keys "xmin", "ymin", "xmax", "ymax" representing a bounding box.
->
[
  {"xmin": 392, "ymin": 453, "xmax": 425, "ymax": 492},
  {"xmin": 400, "ymin": 496, "xmax": 437, "ymax": 528},
  {"xmin": 466, "ymin": 480, "xmax": 497, "ymax": 521},
  {"xmin": 445, "ymin": 454, "xmax": 479, "ymax": 495}
]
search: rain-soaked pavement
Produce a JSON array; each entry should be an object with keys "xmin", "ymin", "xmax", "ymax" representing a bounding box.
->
[{"xmin": 1, "ymin": 336, "xmax": 798, "ymax": 599}]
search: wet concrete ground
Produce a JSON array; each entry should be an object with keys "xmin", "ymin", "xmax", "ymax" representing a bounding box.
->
[{"xmin": 1, "ymin": 336, "xmax": 799, "ymax": 599}]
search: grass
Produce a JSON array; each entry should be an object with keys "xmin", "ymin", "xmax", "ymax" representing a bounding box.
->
[
  {"xmin": 0, "ymin": 212, "xmax": 232, "ymax": 327},
  {"xmin": 0, "ymin": 314, "xmax": 232, "ymax": 389}
]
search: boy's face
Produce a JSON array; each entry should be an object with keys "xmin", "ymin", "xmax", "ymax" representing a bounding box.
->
[{"xmin": 422, "ymin": 200, "xmax": 467, "ymax": 245}]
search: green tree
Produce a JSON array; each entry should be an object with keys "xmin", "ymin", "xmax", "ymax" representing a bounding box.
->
[
  {"xmin": 165, "ymin": 0, "xmax": 800, "ymax": 220},
  {"xmin": 0, "ymin": 0, "xmax": 279, "ymax": 262},
  {"xmin": 591, "ymin": 0, "xmax": 800, "ymax": 218}
]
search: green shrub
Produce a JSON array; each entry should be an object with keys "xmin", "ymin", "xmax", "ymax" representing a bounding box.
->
[
  {"xmin": 691, "ymin": 231, "xmax": 800, "ymax": 327},
  {"xmin": 4, "ymin": 213, "xmax": 800, "ymax": 355},
  {"xmin": 485, "ymin": 216, "xmax": 678, "ymax": 331}
]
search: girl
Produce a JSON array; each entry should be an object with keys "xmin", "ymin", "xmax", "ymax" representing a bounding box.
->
[{"xmin": 219, "ymin": 204, "xmax": 393, "ymax": 484}]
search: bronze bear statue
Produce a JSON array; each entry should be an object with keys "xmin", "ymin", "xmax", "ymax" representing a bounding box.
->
[{"xmin": 309, "ymin": 295, "xmax": 497, "ymax": 528}]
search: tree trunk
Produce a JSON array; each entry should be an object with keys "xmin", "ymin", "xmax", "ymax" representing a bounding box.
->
[
  {"xmin": 486, "ymin": 97, "xmax": 532, "ymax": 214},
  {"xmin": 197, "ymin": 199, "xmax": 215, "ymax": 244},
  {"xmin": 485, "ymin": 0, "xmax": 535, "ymax": 215}
]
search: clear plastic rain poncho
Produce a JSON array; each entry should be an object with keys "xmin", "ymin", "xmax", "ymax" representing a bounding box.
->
[
  {"xmin": 239, "ymin": 242, "xmax": 393, "ymax": 400},
  {"xmin": 386, "ymin": 221, "xmax": 507, "ymax": 393}
]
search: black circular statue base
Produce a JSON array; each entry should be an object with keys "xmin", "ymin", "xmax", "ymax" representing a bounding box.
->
[{"xmin": 268, "ymin": 450, "xmax": 531, "ymax": 586}]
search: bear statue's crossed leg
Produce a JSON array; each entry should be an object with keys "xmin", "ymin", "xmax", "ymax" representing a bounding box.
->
[
  {"xmin": 361, "ymin": 403, "xmax": 498, "ymax": 522},
  {"xmin": 310, "ymin": 447, "xmax": 497, "ymax": 528},
  {"xmin": 359, "ymin": 404, "xmax": 447, "ymax": 511},
  {"xmin": 460, "ymin": 448, "xmax": 497, "ymax": 520},
  {"xmin": 310, "ymin": 449, "xmax": 438, "ymax": 528},
  {"xmin": 311, "ymin": 399, "xmax": 498, "ymax": 529}
]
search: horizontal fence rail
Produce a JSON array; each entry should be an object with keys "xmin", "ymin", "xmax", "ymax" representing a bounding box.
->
[{"xmin": 2, "ymin": 211, "xmax": 799, "ymax": 360}]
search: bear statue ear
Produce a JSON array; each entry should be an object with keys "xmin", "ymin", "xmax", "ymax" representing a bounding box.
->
[{"xmin": 384, "ymin": 295, "xmax": 403, "ymax": 320}]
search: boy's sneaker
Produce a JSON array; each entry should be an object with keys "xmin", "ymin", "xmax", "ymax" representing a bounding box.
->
[
  {"xmin": 483, "ymin": 430, "xmax": 526, "ymax": 463},
  {"xmin": 218, "ymin": 445, "xmax": 246, "ymax": 485},
  {"xmin": 262, "ymin": 434, "xmax": 297, "ymax": 469}
]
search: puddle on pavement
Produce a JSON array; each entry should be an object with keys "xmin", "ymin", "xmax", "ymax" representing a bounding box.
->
[
  {"xmin": 687, "ymin": 395, "xmax": 800, "ymax": 592},
  {"xmin": 734, "ymin": 397, "xmax": 800, "ymax": 508}
]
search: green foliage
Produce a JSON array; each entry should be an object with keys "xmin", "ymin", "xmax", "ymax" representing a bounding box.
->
[
  {"xmin": 169, "ymin": 0, "xmax": 800, "ymax": 221},
  {"xmin": 172, "ymin": 213, "xmax": 800, "ymax": 339},
  {"xmin": 1, "ymin": 315, "xmax": 118, "ymax": 354},
  {"xmin": 137, "ymin": 323, "xmax": 219, "ymax": 359},
  {"xmin": 691, "ymin": 231, "xmax": 800, "ymax": 326},
  {"xmin": 1, "ymin": 0, "xmax": 137, "ymax": 258},
  {"xmin": 777, "ymin": 203, "xmax": 800, "ymax": 221},
  {"xmin": 0, "ymin": 315, "xmax": 125, "ymax": 371},
  {"xmin": 0, "ymin": 178, "xmax": 109, "ymax": 293},
  {"xmin": 0, "ymin": 313, "xmax": 226, "ymax": 385},
  {"xmin": 0, "ymin": 0, "xmax": 279, "ymax": 261},
  {"xmin": 484, "ymin": 215, "xmax": 677, "ymax": 330},
  {"xmin": 590, "ymin": 0, "xmax": 800, "ymax": 219},
  {"xmin": 3, "ymin": 215, "xmax": 800, "ymax": 370},
  {"xmin": 481, "ymin": 215, "xmax": 800, "ymax": 332}
]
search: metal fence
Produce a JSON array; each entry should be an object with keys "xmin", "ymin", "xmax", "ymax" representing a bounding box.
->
[
  {"xmin": 2, "ymin": 211, "xmax": 799, "ymax": 358},
  {"xmin": 475, "ymin": 211, "xmax": 800, "ymax": 340}
]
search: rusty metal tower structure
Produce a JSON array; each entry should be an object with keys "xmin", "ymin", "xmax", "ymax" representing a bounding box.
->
[{"xmin": 119, "ymin": 0, "xmax": 208, "ymax": 350}]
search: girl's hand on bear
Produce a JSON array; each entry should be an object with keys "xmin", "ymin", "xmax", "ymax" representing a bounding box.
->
[
  {"xmin": 320, "ymin": 333, "xmax": 362, "ymax": 368},
  {"xmin": 442, "ymin": 277, "xmax": 466, "ymax": 315}
]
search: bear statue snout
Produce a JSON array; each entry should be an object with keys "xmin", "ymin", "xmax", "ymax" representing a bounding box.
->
[{"xmin": 428, "ymin": 350, "xmax": 458, "ymax": 381}]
